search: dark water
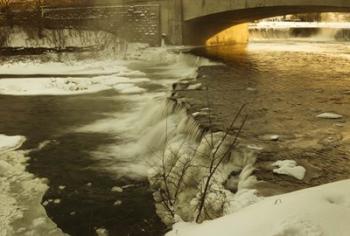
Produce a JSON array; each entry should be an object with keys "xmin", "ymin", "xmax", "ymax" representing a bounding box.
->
[
  {"xmin": 183, "ymin": 40, "xmax": 350, "ymax": 195},
  {"xmin": 0, "ymin": 75, "xmax": 167, "ymax": 235}
]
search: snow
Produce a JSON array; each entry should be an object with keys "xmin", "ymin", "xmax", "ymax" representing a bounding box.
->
[
  {"xmin": 272, "ymin": 160, "xmax": 306, "ymax": 180},
  {"xmin": 0, "ymin": 76, "xmax": 147, "ymax": 96},
  {"xmin": 0, "ymin": 57, "xmax": 150, "ymax": 96},
  {"xmin": 0, "ymin": 134, "xmax": 66, "ymax": 236},
  {"xmin": 0, "ymin": 60, "xmax": 130, "ymax": 76},
  {"xmin": 0, "ymin": 135, "xmax": 26, "ymax": 154},
  {"xmin": 168, "ymin": 179, "xmax": 350, "ymax": 236}
]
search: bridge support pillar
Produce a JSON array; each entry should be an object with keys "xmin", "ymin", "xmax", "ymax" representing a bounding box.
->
[{"xmin": 165, "ymin": 0, "xmax": 183, "ymax": 45}]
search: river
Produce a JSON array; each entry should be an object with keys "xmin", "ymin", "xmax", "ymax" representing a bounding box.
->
[{"xmin": 1, "ymin": 37, "xmax": 350, "ymax": 235}]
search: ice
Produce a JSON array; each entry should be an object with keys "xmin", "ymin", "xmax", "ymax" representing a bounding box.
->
[
  {"xmin": 58, "ymin": 185, "xmax": 66, "ymax": 190},
  {"xmin": 113, "ymin": 200, "xmax": 123, "ymax": 206},
  {"xmin": 111, "ymin": 186, "xmax": 123, "ymax": 193},
  {"xmin": 0, "ymin": 134, "xmax": 66, "ymax": 236},
  {"xmin": 187, "ymin": 83, "xmax": 203, "ymax": 90},
  {"xmin": 0, "ymin": 75, "xmax": 150, "ymax": 96},
  {"xmin": 0, "ymin": 135, "xmax": 26, "ymax": 154},
  {"xmin": 0, "ymin": 59, "xmax": 129, "ymax": 75},
  {"xmin": 96, "ymin": 228, "xmax": 109, "ymax": 236},
  {"xmin": 53, "ymin": 199, "xmax": 61, "ymax": 204},
  {"xmin": 272, "ymin": 160, "xmax": 306, "ymax": 180},
  {"xmin": 167, "ymin": 179, "xmax": 350, "ymax": 236},
  {"xmin": 316, "ymin": 112, "xmax": 343, "ymax": 119}
]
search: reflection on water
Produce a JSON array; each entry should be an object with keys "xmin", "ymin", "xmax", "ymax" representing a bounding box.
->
[
  {"xmin": 206, "ymin": 24, "xmax": 249, "ymax": 46},
  {"xmin": 182, "ymin": 40, "xmax": 350, "ymax": 196},
  {"xmin": 195, "ymin": 44, "xmax": 248, "ymax": 63}
]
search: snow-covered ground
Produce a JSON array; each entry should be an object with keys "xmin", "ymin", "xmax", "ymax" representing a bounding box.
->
[
  {"xmin": 168, "ymin": 179, "xmax": 350, "ymax": 236},
  {"xmin": 0, "ymin": 135, "xmax": 66, "ymax": 236}
]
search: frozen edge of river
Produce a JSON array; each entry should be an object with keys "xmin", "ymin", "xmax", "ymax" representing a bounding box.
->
[{"xmin": 0, "ymin": 135, "xmax": 66, "ymax": 236}]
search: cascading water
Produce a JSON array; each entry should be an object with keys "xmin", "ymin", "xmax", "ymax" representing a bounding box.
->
[
  {"xmin": 0, "ymin": 29, "xmax": 259, "ymax": 234},
  {"xmin": 250, "ymin": 13, "xmax": 350, "ymax": 41}
]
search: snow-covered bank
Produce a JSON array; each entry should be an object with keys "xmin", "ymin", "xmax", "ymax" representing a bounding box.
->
[
  {"xmin": 0, "ymin": 135, "xmax": 65, "ymax": 236},
  {"xmin": 168, "ymin": 179, "xmax": 350, "ymax": 236}
]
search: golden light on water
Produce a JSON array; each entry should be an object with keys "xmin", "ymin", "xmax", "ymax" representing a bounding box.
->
[{"xmin": 206, "ymin": 23, "xmax": 249, "ymax": 46}]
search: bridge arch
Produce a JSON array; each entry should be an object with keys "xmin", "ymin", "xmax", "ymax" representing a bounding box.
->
[{"xmin": 182, "ymin": 0, "xmax": 350, "ymax": 45}]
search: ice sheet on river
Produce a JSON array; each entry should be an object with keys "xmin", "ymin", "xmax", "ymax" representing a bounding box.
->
[
  {"xmin": 0, "ymin": 58, "xmax": 151, "ymax": 96},
  {"xmin": 0, "ymin": 135, "xmax": 66, "ymax": 236},
  {"xmin": 0, "ymin": 76, "xmax": 148, "ymax": 96}
]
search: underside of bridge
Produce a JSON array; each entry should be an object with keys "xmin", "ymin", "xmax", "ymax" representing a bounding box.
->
[{"xmin": 183, "ymin": 6, "xmax": 350, "ymax": 45}]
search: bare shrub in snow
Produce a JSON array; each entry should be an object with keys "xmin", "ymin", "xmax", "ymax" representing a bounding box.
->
[{"xmin": 149, "ymin": 98, "xmax": 256, "ymax": 225}]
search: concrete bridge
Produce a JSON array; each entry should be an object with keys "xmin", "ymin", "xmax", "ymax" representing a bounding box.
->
[
  {"xmin": 39, "ymin": 0, "xmax": 350, "ymax": 46},
  {"xmin": 181, "ymin": 0, "xmax": 350, "ymax": 45}
]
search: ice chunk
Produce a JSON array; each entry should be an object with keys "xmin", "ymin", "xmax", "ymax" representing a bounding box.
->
[
  {"xmin": 111, "ymin": 186, "xmax": 123, "ymax": 193},
  {"xmin": 96, "ymin": 228, "xmax": 109, "ymax": 236},
  {"xmin": 272, "ymin": 160, "xmax": 306, "ymax": 180},
  {"xmin": 114, "ymin": 200, "xmax": 123, "ymax": 206},
  {"xmin": 0, "ymin": 134, "xmax": 26, "ymax": 154},
  {"xmin": 316, "ymin": 112, "xmax": 343, "ymax": 119}
]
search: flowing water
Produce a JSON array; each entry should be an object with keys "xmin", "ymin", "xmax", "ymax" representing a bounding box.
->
[
  {"xmin": 2, "ymin": 33, "xmax": 350, "ymax": 235},
  {"xmin": 0, "ymin": 49, "xmax": 207, "ymax": 236},
  {"xmin": 185, "ymin": 38, "xmax": 350, "ymax": 195}
]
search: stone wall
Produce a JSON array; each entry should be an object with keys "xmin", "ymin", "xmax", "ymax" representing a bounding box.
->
[{"xmin": 42, "ymin": 4, "xmax": 161, "ymax": 46}]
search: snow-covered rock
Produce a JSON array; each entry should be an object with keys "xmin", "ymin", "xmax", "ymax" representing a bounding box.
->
[
  {"xmin": 167, "ymin": 179, "xmax": 350, "ymax": 236},
  {"xmin": 272, "ymin": 160, "xmax": 306, "ymax": 180}
]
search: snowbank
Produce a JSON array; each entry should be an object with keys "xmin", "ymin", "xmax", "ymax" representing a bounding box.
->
[
  {"xmin": 168, "ymin": 179, "xmax": 350, "ymax": 236},
  {"xmin": 0, "ymin": 135, "xmax": 66, "ymax": 236}
]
